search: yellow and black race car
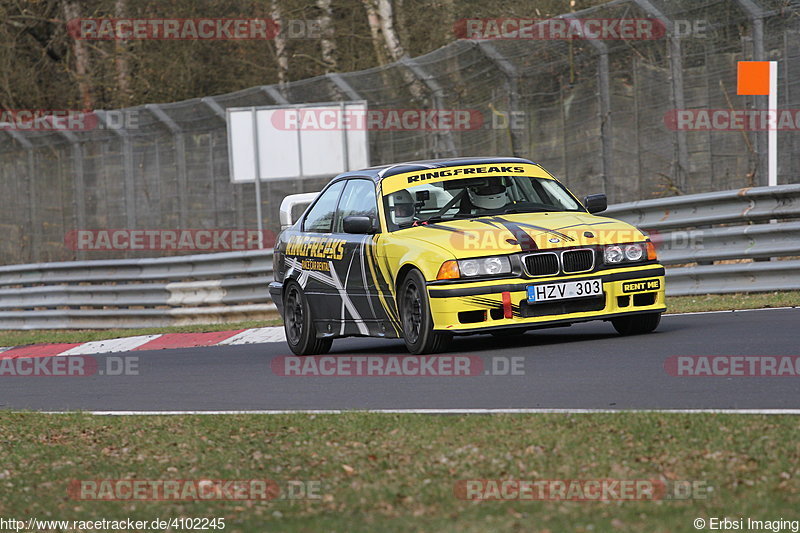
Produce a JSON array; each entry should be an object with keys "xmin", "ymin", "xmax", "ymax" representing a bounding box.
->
[{"xmin": 269, "ymin": 157, "xmax": 666, "ymax": 355}]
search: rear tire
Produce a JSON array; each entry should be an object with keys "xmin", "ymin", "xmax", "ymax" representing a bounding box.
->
[
  {"xmin": 283, "ymin": 281, "xmax": 333, "ymax": 356},
  {"xmin": 611, "ymin": 312, "xmax": 661, "ymax": 335},
  {"xmin": 399, "ymin": 269, "xmax": 451, "ymax": 354}
]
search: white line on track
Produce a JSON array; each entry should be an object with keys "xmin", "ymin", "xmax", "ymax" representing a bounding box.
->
[
  {"xmin": 41, "ymin": 409, "xmax": 800, "ymax": 415},
  {"xmin": 664, "ymin": 306, "xmax": 797, "ymax": 316}
]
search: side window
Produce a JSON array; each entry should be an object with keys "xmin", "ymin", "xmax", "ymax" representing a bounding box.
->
[
  {"xmin": 334, "ymin": 179, "xmax": 378, "ymax": 232},
  {"xmin": 303, "ymin": 181, "xmax": 345, "ymax": 233}
]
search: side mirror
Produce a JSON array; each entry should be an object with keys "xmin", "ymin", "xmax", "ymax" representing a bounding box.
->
[
  {"xmin": 343, "ymin": 215, "xmax": 375, "ymax": 234},
  {"xmin": 583, "ymin": 194, "xmax": 607, "ymax": 214}
]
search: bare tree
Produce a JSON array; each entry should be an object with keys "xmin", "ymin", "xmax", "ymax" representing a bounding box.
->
[
  {"xmin": 62, "ymin": 0, "xmax": 93, "ymax": 109},
  {"xmin": 114, "ymin": 0, "xmax": 132, "ymax": 105},
  {"xmin": 374, "ymin": 0, "xmax": 405, "ymax": 62},
  {"xmin": 361, "ymin": 0, "xmax": 389, "ymax": 66},
  {"xmin": 361, "ymin": 0, "xmax": 425, "ymax": 101},
  {"xmin": 316, "ymin": 0, "xmax": 337, "ymax": 72},
  {"xmin": 271, "ymin": 0, "xmax": 289, "ymax": 85}
]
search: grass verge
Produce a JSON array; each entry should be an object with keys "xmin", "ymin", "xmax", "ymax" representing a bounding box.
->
[
  {"xmin": 0, "ymin": 412, "xmax": 797, "ymax": 532},
  {"xmin": 1, "ymin": 292, "xmax": 797, "ymax": 348},
  {"xmin": 666, "ymin": 291, "xmax": 799, "ymax": 314}
]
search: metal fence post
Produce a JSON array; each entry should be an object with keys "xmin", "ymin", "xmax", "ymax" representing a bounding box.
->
[
  {"xmin": 263, "ymin": 85, "xmax": 290, "ymax": 105},
  {"xmin": 326, "ymin": 73, "xmax": 362, "ymax": 101},
  {"xmin": 2, "ymin": 130, "xmax": 37, "ymax": 262},
  {"xmin": 399, "ymin": 56, "xmax": 458, "ymax": 157},
  {"xmin": 146, "ymin": 104, "xmax": 188, "ymax": 228},
  {"xmin": 202, "ymin": 96, "xmax": 244, "ymax": 228},
  {"xmin": 564, "ymin": 14, "xmax": 611, "ymax": 201},
  {"xmin": 635, "ymin": 0, "xmax": 689, "ymax": 193},
  {"xmin": 475, "ymin": 41, "xmax": 524, "ymax": 157},
  {"xmin": 57, "ymin": 129, "xmax": 86, "ymax": 260},
  {"xmin": 96, "ymin": 111, "xmax": 136, "ymax": 228}
]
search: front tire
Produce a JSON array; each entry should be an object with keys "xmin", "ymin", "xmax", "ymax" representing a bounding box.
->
[
  {"xmin": 283, "ymin": 281, "xmax": 333, "ymax": 356},
  {"xmin": 399, "ymin": 269, "xmax": 451, "ymax": 354},
  {"xmin": 611, "ymin": 312, "xmax": 661, "ymax": 335}
]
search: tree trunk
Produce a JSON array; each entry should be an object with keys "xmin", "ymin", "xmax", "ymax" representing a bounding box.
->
[
  {"xmin": 375, "ymin": 0, "xmax": 405, "ymax": 63},
  {"xmin": 271, "ymin": 0, "xmax": 289, "ymax": 85},
  {"xmin": 361, "ymin": 0, "xmax": 389, "ymax": 66},
  {"xmin": 316, "ymin": 0, "xmax": 337, "ymax": 72},
  {"xmin": 114, "ymin": 0, "xmax": 132, "ymax": 105},
  {"xmin": 62, "ymin": 0, "xmax": 93, "ymax": 109},
  {"xmin": 361, "ymin": 0, "xmax": 425, "ymax": 102}
]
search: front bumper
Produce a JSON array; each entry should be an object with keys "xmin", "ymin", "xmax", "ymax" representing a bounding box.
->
[{"xmin": 426, "ymin": 264, "xmax": 666, "ymax": 332}]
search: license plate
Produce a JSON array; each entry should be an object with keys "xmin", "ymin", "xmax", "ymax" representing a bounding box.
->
[{"xmin": 527, "ymin": 278, "xmax": 603, "ymax": 303}]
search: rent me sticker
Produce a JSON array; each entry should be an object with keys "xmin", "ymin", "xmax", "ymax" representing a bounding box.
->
[{"xmin": 622, "ymin": 279, "xmax": 661, "ymax": 293}]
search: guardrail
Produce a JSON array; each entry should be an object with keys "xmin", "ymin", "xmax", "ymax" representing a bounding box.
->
[
  {"xmin": 605, "ymin": 184, "xmax": 800, "ymax": 296},
  {"xmin": 0, "ymin": 250, "xmax": 276, "ymax": 329},
  {"xmin": 1, "ymin": 184, "xmax": 797, "ymax": 329}
]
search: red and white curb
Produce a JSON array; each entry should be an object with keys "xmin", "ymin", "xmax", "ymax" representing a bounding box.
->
[{"xmin": 0, "ymin": 326, "xmax": 286, "ymax": 360}]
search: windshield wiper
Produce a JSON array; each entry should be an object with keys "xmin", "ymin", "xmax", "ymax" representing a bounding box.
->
[
  {"xmin": 399, "ymin": 213, "xmax": 473, "ymax": 228},
  {"xmin": 421, "ymin": 214, "xmax": 472, "ymax": 224},
  {"xmin": 501, "ymin": 206, "xmax": 563, "ymax": 214}
]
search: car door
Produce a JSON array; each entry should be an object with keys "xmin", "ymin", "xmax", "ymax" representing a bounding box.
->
[
  {"xmin": 287, "ymin": 180, "xmax": 346, "ymax": 329},
  {"xmin": 329, "ymin": 178, "xmax": 392, "ymax": 337}
]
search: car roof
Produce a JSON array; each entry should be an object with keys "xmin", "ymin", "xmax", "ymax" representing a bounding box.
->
[{"xmin": 333, "ymin": 156, "xmax": 536, "ymax": 183}]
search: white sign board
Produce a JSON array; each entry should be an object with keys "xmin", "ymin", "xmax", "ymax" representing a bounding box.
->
[{"xmin": 227, "ymin": 101, "xmax": 369, "ymax": 183}]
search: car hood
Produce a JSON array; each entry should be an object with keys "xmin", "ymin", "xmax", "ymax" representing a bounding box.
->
[{"xmin": 393, "ymin": 212, "xmax": 646, "ymax": 258}]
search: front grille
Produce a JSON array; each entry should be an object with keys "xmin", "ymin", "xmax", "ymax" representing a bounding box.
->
[
  {"xmin": 562, "ymin": 249, "xmax": 595, "ymax": 273},
  {"xmin": 524, "ymin": 253, "xmax": 559, "ymax": 276}
]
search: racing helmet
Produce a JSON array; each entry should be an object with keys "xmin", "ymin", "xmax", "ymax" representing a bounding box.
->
[
  {"xmin": 389, "ymin": 189, "xmax": 415, "ymax": 225},
  {"xmin": 468, "ymin": 180, "xmax": 508, "ymax": 210}
]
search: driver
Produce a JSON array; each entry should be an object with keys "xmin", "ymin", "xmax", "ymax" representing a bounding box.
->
[
  {"xmin": 467, "ymin": 181, "xmax": 509, "ymax": 212},
  {"xmin": 388, "ymin": 189, "xmax": 415, "ymax": 227}
]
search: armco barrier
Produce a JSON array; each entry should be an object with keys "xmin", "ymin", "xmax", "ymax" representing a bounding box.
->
[
  {"xmin": 605, "ymin": 184, "xmax": 800, "ymax": 296},
  {"xmin": 1, "ymin": 185, "xmax": 797, "ymax": 329},
  {"xmin": 0, "ymin": 250, "xmax": 276, "ymax": 329}
]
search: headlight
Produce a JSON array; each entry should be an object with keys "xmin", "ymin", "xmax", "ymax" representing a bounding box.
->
[
  {"xmin": 438, "ymin": 256, "xmax": 512, "ymax": 280},
  {"xmin": 604, "ymin": 243, "xmax": 649, "ymax": 265},
  {"xmin": 624, "ymin": 244, "xmax": 644, "ymax": 261},
  {"xmin": 604, "ymin": 245, "xmax": 624, "ymax": 264},
  {"xmin": 484, "ymin": 256, "xmax": 507, "ymax": 275},
  {"xmin": 460, "ymin": 259, "xmax": 480, "ymax": 277},
  {"xmin": 458, "ymin": 256, "xmax": 511, "ymax": 277}
]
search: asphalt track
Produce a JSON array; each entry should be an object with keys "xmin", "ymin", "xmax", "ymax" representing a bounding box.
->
[{"xmin": 1, "ymin": 308, "xmax": 798, "ymax": 412}]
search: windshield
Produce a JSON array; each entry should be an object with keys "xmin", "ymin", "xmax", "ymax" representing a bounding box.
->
[{"xmin": 382, "ymin": 175, "xmax": 584, "ymax": 231}]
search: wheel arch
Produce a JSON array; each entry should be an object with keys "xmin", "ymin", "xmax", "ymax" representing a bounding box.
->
[{"xmin": 395, "ymin": 262, "xmax": 424, "ymax": 294}]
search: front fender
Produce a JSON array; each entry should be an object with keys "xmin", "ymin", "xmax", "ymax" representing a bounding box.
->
[{"xmin": 379, "ymin": 233, "xmax": 456, "ymax": 283}]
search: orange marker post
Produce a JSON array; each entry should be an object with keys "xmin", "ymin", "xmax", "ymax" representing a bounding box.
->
[{"xmin": 738, "ymin": 61, "xmax": 777, "ymax": 186}]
